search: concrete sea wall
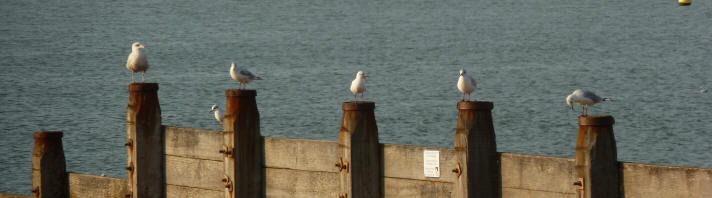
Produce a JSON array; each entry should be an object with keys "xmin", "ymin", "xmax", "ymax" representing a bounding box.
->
[{"xmin": 4, "ymin": 83, "xmax": 711, "ymax": 198}]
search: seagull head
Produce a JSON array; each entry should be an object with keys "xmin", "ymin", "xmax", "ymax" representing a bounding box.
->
[
  {"xmin": 210, "ymin": 104, "xmax": 218, "ymax": 113},
  {"xmin": 459, "ymin": 69, "xmax": 466, "ymax": 76},
  {"xmin": 566, "ymin": 94, "xmax": 574, "ymax": 111},
  {"xmin": 357, "ymin": 71, "xmax": 367, "ymax": 78},
  {"xmin": 132, "ymin": 42, "xmax": 146, "ymax": 51}
]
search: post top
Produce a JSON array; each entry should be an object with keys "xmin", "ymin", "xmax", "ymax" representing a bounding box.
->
[
  {"xmin": 226, "ymin": 89, "xmax": 256, "ymax": 97},
  {"xmin": 128, "ymin": 83, "xmax": 159, "ymax": 92},
  {"xmin": 578, "ymin": 115, "xmax": 615, "ymax": 126},
  {"xmin": 457, "ymin": 101, "xmax": 493, "ymax": 110},
  {"xmin": 343, "ymin": 101, "xmax": 375, "ymax": 111},
  {"xmin": 33, "ymin": 131, "xmax": 63, "ymax": 139}
]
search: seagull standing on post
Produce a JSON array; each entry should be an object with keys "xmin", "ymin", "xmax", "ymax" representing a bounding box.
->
[
  {"xmin": 126, "ymin": 42, "xmax": 149, "ymax": 83},
  {"xmin": 230, "ymin": 62, "xmax": 262, "ymax": 89},
  {"xmin": 350, "ymin": 71, "xmax": 367, "ymax": 101},
  {"xmin": 457, "ymin": 69, "xmax": 477, "ymax": 101},
  {"xmin": 566, "ymin": 89, "xmax": 610, "ymax": 116}
]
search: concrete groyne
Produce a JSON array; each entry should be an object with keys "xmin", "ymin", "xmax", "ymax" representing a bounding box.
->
[{"xmin": 1, "ymin": 83, "xmax": 711, "ymax": 198}]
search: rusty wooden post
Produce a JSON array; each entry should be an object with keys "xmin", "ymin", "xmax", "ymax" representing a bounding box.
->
[
  {"xmin": 222, "ymin": 89, "xmax": 264, "ymax": 198},
  {"xmin": 575, "ymin": 115, "xmax": 619, "ymax": 198},
  {"xmin": 32, "ymin": 131, "xmax": 69, "ymax": 198},
  {"xmin": 126, "ymin": 83, "xmax": 164, "ymax": 198},
  {"xmin": 453, "ymin": 101, "xmax": 498, "ymax": 198},
  {"xmin": 337, "ymin": 101, "xmax": 382, "ymax": 198}
]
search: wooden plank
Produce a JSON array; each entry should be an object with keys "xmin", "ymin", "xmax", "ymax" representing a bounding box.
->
[
  {"xmin": 264, "ymin": 137, "xmax": 339, "ymax": 173},
  {"xmin": 454, "ymin": 101, "xmax": 498, "ymax": 198},
  {"xmin": 265, "ymin": 168, "xmax": 339, "ymax": 198},
  {"xmin": 223, "ymin": 89, "xmax": 264, "ymax": 197},
  {"xmin": 338, "ymin": 102, "xmax": 382, "ymax": 198},
  {"xmin": 165, "ymin": 155, "xmax": 223, "ymax": 191},
  {"xmin": 67, "ymin": 173, "xmax": 128, "ymax": 198},
  {"xmin": 500, "ymin": 153, "xmax": 577, "ymax": 194},
  {"xmin": 126, "ymin": 83, "xmax": 163, "ymax": 198},
  {"xmin": 384, "ymin": 177, "xmax": 453, "ymax": 198},
  {"xmin": 576, "ymin": 115, "xmax": 619, "ymax": 198},
  {"xmin": 166, "ymin": 185, "xmax": 222, "ymax": 198},
  {"xmin": 32, "ymin": 132, "xmax": 68, "ymax": 198},
  {"xmin": 165, "ymin": 126, "xmax": 222, "ymax": 161},
  {"xmin": 383, "ymin": 144, "xmax": 458, "ymax": 183}
]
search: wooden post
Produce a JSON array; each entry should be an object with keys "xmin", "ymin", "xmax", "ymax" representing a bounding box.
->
[
  {"xmin": 32, "ymin": 131, "xmax": 69, "ymax": 198},
  {"xmin": 453, "ymin": 101, "xmax": 498, "ymax": 198},
  {"xmin": 126, "ymin": 83, "xmax": 164, "ymax": 198},
  {"xmin": 575, "ymin": 115, "xmax": 619, "ymax": 198},
  {"xmin": 337, "ymin": 102, "xmax": 382, "ymax": 198},
  {"xmin": 222, "ymin": 89, "xmax": 264, "ymax": 198}
]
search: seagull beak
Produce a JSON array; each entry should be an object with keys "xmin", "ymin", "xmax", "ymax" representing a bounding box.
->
[{"xmin": 140, "ymin": 45, "xmax": 146, "ymax": 49}]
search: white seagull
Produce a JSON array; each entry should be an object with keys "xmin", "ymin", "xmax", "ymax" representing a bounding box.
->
[
  {"xmin": 350, "ymin": 71, "xmax": 367, "ymax": 101},
  {"xmin": 209, "ymin": 104, "xmax": 223, "ymax": 123},
  {"xmin": 457, "ymin": 69, "xmax": 477, "ymax": 101},
  {"xmin": 126, "ymin": 42, "xmax": 149, "ymax": 83},
  {"xmin": 566, "ymin": 89, "xmax": 610, "ymax": 116},
  {"xmin": 230, "ymin": 62, "xmax": 262, "ymax": 89}
]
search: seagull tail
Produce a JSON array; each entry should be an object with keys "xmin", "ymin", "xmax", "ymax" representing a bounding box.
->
[
  {"xmin": 255, "ymin": 77, "xmax": 263, "ymax": 80},
  {"xmin": 602, "ymin": 97, "xmax": 612, "ymax": 102}
]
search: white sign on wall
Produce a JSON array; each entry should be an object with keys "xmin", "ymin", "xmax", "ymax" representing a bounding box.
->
[{"xmin": 423, "ymin": 150, "xmax": 440, "ymax": 178}]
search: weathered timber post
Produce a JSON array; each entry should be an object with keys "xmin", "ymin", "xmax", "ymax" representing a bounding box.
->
[
  {"xmin": 453, "ymin": 101, "xmax": 498, "ymax": 198},
  {"xmin": 575, "ymin": 115, "xmax": 619, "ymax": 198},
  {"xmin": 222, "ymin": 89, "xmax": 264, "ymax": 198},
  {"xmin": 126, "ymin": 83, "xmax": 164, "ymax": 198},
  {"xmin": 337, "ymin": 101, "xmax": 382, "ymax": 198},
  {"xmin": 32, "ymin": 131, "xmax": 69, "ymax": 198}
]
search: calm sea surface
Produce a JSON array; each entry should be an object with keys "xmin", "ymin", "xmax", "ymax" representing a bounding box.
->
[{"xmin": 1, "ymin": 0, "xmax": 711, "ymax": 195}]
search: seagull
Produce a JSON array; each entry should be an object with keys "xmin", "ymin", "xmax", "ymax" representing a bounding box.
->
[
  {"xmin": 566, "ymin": 89, "xmax": 610, "ymax": 116},
  {"xmin": 230, "ymin": 62, "xmax": 262, "ymax": 89},
  {"xmin": 700, "ymin": 88, "xmax": 708, "ymax": 93},
  {"xmin": 457, "ymin": 69, "xmax": 477, "ymax": 101},
  {"xmin": 209, "ymin": 104, "xmax": 223, "ymax": 123},
  {"xmin": 126, "ymin": 42, "xmax": 149, "ymax": 83},
  {"xmin": 350, "ymin": 71, "xmax": 367, "ymax": 101}
]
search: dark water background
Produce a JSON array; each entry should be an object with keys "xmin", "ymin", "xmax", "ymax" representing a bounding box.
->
[{"xmin": 1, "ymin": 0, "xmax": 711, "ymax": 195}]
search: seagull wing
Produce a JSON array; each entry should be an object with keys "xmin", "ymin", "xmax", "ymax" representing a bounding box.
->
[
  {"xmin": 239, "ymin": 69, "xmax": 258, "ymax": 79},
  {"xmin": 582, "ymin": 91, "xmax": 603, "ymax": 102}
]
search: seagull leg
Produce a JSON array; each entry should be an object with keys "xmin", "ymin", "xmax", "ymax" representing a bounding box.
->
[
  {"xmin": 461, "ymin": 93, "xmax": 465, "ymax": 101},
  {"xmin": 468, "ymin": 93, "xmax": 471, "ymax": 101},
  {"xmin": 131, "ymin": 73, "xmax": 134, "ymax": 83},
  {"xmin": 354, "ymin": 94, "xmax": 357, "ymax": 101},
  {"xmin": 142, "ymin": 72, "xmax": 145, "ymax": 82}
]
